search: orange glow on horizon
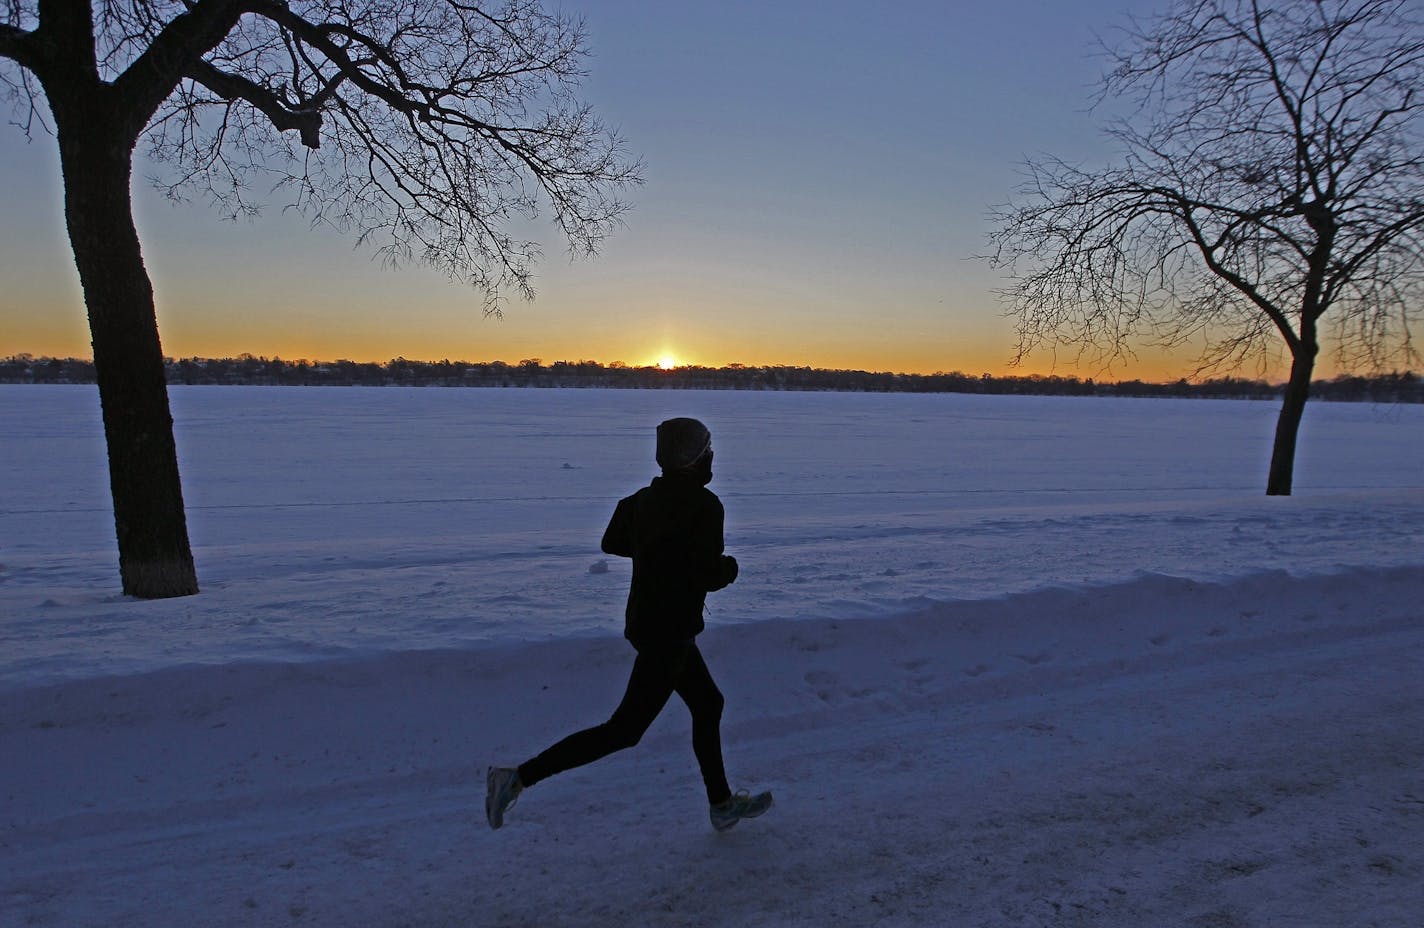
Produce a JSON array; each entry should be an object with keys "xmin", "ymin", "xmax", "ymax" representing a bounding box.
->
[
  {"xmin": 1, "ymin": 316, "xmax": 1309, "ymax": 384},
  {"xmin": 0, "ymin": 338, "xmax": 1270, "ymax": 381}
]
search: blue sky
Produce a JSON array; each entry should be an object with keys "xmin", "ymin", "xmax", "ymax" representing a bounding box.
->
[{"xmin": 1, "ymin": 0, "xmax": 1204, "ymax": 376}]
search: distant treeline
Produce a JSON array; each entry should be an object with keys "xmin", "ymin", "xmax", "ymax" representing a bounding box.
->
[{"xmin": 4, "ymin": 354, "xmax": 1422, "ymax": 403}]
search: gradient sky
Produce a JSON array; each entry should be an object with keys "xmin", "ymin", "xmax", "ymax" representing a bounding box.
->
[{"xmin": 2, "ymin": 0, "xmax": 1259, "ymax": 378}]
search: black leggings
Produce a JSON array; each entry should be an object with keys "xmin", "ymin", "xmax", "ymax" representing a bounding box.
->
[{"xmin": 518, "ymin": 640, "xmax": 732, "ymax": 805}]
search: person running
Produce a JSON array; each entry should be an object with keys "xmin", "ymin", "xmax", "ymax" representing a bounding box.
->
[{"xmin": 485, "ymin": 417, "xmax": 772, "ymax": 833}]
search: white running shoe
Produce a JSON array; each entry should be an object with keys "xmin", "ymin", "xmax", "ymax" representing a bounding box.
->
[
  {"xmin": 486, "ymin": 766, "xmax": 523, "ymax": 830},
  {"xmin": 709, "ymin": 789, "xmax": 773, "ymax": 832}
]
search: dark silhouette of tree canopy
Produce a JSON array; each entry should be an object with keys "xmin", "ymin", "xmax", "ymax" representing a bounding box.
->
[
  {"xmin": 986, "ymin": 0, "xmax": 1424, "ymax": 495},
  {"xmin": 0, "ymin": 0, "xmax": 639, "ymax": 597}
]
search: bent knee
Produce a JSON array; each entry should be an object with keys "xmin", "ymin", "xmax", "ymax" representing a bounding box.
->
[
  {"xmin": 697, "ymin": 690, "xmax": 725, "ymax": 721},
  {"xmin": 603, "ymin": 720, "xmax": 646, "ymax": 751}
]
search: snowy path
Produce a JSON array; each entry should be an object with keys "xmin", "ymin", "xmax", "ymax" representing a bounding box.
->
[{"xmin": 5, "ymin": 567, "xmax": 1421, "ymax": 928}]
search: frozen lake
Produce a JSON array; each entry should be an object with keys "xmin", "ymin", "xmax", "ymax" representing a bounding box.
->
[{"xmin": 2, "ymin": 384, "xmax": 1423, "ymax": 683}]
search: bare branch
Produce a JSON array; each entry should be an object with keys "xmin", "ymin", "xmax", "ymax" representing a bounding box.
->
[
  {"xmin": 0, "ymin": 23, "xmax": 40, "ymax": 69},
  {"xmin": 184, "ymin": 56, "xmax": 322, "ymax": 146},
  {"xmin": 6, "ymin": 0, "xmax": 640, "ymax": 304},
  {"xmin": 987, "ymin": 0, "xmax": 1424, "ymax": 380},
  {"xmin": 125, "ymin": 0, "xmax": 638, "ymax": 304},
  {"xmin": 110, "ymin": 0, "xmax": 251, "ymax": 135}
]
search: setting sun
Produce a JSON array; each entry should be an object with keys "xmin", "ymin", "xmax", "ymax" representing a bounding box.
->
[{"xmin": 657, "ymin": 356, "xmax": 677, "ymax": 371}]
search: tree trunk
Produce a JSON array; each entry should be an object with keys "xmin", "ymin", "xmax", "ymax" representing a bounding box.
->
[
  {"xmin": 1265, "ymin": 342, "xmax": 1317, "ymax": 497},
  {"xmin": 56, "ymin": 118, "xmax": 199, "ymax": 598}
]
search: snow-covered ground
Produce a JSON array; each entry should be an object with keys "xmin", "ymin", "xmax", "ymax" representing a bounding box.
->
[{"xmin": 2, "ymin": 385, "xmax": 1422, "ymax": 927}]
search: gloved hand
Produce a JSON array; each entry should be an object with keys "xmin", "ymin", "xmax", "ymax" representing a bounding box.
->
[{"xmin": 722, "ymin": 554, "xmax": 739, "ymax": 585}]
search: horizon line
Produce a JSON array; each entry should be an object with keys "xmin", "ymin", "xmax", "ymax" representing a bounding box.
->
[{"xmin": 6, "ymin": 353, "xmax": 1421, "ymax": 388}]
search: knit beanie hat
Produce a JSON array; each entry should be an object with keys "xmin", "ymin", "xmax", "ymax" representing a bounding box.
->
[{"xmin": 656, "ymin": 417, "xmax": 712, "ymax": 471}]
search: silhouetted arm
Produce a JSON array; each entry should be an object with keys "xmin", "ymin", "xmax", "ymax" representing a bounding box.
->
[
  {"xmin": 694, "ymin": 497, "xmax": 737, "ymax": 592},
  {"xmin": 601, "ymin": 496, "xmax": 635, "ymax": 557}
]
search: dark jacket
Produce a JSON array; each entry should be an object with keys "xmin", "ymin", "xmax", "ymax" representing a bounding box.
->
[{"xmin": 601, "ymin": 473, "xmax": 739, "ymax": 648}]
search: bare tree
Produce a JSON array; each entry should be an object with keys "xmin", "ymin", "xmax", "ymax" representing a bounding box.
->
[
  {"xmin": 0, "ymin": 0, "xmax": 640, "ymax": 596},
  {"xmin": 986, "ymin": 0, "xmax": 1424, "ymax": 495}
]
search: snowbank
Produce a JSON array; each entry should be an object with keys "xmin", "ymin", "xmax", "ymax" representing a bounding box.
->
[{"xmin": 4, "ymin": 568, "xmax": 1422, "ymax": 926}]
